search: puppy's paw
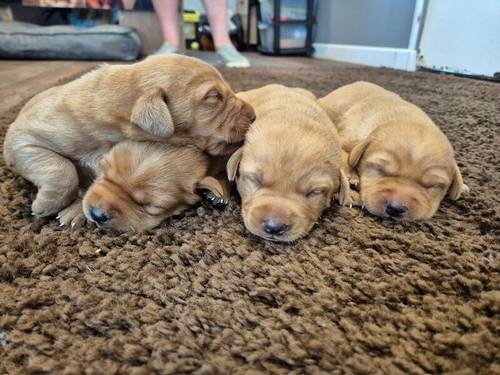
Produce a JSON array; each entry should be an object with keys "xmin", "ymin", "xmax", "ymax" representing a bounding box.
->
[
  {"xmin": 32, "ymin": 190, "xmax": 73, "ymax": 217},
  {"xmin": 349, "ymin": 190, "xmax": 362, "ymax": 207},
  {"xmin": 349, "ymin": 173, "xmax": 360, "ymax": 189},
  {"xmin": 57, "ymin": 199, "xmax": 86, "ymax": 228},
  {"xmin": 197, "ymin": 189, "xmax": 228, "ymax": 211},
  {"xmin": 340, "ymin": 189, "xmax": 362, "ymax": 208},
  {"xmin": 462, "ymin": 184, "xmax": 470, "ymax": 195},
  {"xmin": 32, "ymin": 196, "xmax": 60, "ymax": 217},
  {"xmin": 196, "ymin": 176, "xmax": 229, "ymax": 211}
]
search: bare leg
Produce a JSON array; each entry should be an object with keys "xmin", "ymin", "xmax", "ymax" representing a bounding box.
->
[
  {"xmin": 153, "ymin": 0, "xmax": 181, "ymax": 48},
  {"xmin": 13, "ymin": 145, "xmax": 79, "ymax": 216},
  {"xmin": 201, "ymin": 0, "xmax": 230, "ymax": 49},
  {"xmin": 202, "ymin": 0, "xmax": 250, "ymax": 67}
]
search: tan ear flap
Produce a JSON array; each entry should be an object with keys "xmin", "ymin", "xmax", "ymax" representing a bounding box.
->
[
  {"xmin": 348, "ymin": 139, "xmax": 371, "ymax": 170},
  {"xmin": 448, "ymin": 162, "xmax": 469, "ymax": 200},
  {"xmin": 226, "ymin": 148, "xmax": 243, "ymax": 181},
  {"xmin": 131, "ymin": 90, "xmax": 174, "ymax": 138},
  {"xmin": 337, "ymin": 169, "xmax": 352, "ymax": 206}
]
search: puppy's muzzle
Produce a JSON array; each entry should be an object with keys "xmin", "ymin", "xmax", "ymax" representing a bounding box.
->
[
  {"xmin": 385, "ymin": 201, "xmax": 408, "ymax": 219},
  {"xmin": 89, "ymin": 206, "xmax": 110, "ymax": 225}
]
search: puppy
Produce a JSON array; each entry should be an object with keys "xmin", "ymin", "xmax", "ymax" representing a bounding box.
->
[
  {"xmin": 3, "ymin": 54, "xmax": 255, "ymax": 218},
  {"xmin": 319, "ymin": 81, "xmax": 469, "ymax": 220},
  {"xmin": 227, "ymin": 84, "xmax": 350, "ymax": 242},
  {"xmin": 58, "ymin": 141, "xmax": 229, "ymax": 232}
]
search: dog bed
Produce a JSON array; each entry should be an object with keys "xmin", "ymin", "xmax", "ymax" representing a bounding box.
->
[{"xmin": 0, "ymin": 21, "xmax": 141, "ymax": 61}]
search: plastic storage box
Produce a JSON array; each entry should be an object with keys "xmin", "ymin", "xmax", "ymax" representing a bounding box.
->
[
  {"xmin": 256, "ymin": 0, "xmax": 314, "ymax": 55},
  {"xmin": 258, "ymin": 22, "xmax": 307, "ymax": 51},
  {"xmin": 259, "ymin": 0, "xmax": 307, "ymax": 22}
]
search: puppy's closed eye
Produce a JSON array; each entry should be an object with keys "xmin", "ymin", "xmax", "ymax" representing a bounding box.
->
[
  {"xmin": 366, "ymin": 162, "xmax": 394, "ymax": 177},
  {"xmin": 306, "ymin": 188, "xmax": 327, "ymax": 198},
  {"xmin": 242, "ymin": 173, "xmax": 263, "ymax": 188},
  {"xmin": 144, "ymin": 205, "xmax": 165, "ymax": 216},
  {"xmin": 204, "ymin": 89, "xmax": 224, "ymax": 104},
  {"xmin": 423, "ymin": 182, "xmax": 447, "ymax": 191}
]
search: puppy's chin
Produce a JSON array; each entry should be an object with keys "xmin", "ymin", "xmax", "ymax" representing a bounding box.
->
[
  {"xmin": 241, "ymin": 197, "xmax": 315, "ymax": 243},
  {"xmin": 361, "ymin": 180, "xmax": 438, "ymax": 220}
]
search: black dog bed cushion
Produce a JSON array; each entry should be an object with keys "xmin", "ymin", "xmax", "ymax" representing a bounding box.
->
[{"xmin": 0, "ymin": 21, "xmax": 141, "ymax": 61}]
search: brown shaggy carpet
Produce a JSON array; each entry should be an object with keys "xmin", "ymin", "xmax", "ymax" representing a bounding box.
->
[{"xmin": 0, "ymin": 60, "xmax": 499, "ymax": 375}]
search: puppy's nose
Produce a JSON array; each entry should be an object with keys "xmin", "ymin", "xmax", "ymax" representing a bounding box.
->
[
  {"xmin": 250, "ymin": 113, "xmax": 256, "ymax": 123},
  {"xmin": 262, "ymin": 219, "xmax": 287, "ymax": 236},
  {"xmin": 385, "ymin": 202, "xmax": 408, "ymax": 218},
  {"xmin": 90, "ymin": 206, "xmax": 109, "ymax": 225}
]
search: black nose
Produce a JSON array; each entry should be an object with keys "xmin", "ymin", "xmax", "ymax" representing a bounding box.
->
[
  {"xmin": 90, "ymin": 206, "xmax": 109, "ymax": 224},
  {"xmin": 250, "ymin": 113, "xmax": 256, "ymax": 123},
  {"xmin": 262, "ymin": 219, "xmax": 287, "ymax": 236},
  {"xmin": 385, "ymin": 202, "xmax": 408, "ymax": 218}
]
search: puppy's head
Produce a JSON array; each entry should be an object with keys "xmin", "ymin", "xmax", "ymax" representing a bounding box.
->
[
  {"xmin": 227, "ymin": 134, "xmax": 349, "ymax": 243},
  {"xmin": 350, "ymin": 121, "xmax": 467, "ymax": 220},
  {"xmin": 82, "ymin": 142, "xmax": 208, "ymax": 232},
  {"xmin": 132, "ymin": 55, "xmax": 255, "ymax": 155}
]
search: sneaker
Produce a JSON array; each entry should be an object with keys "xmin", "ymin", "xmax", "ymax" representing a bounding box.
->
[
  {"xmin": 154, "ymin": 42, "xmax": 180, "ymax": 55},
  {"xmin": 217, "ymin": 43, "xmax": 250, "ymax": 68}
]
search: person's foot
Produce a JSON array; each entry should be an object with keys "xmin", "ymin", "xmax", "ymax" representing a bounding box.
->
[
  {"xmin": 217, "ymin": 43, "xmax": 250, "ymax": 68},
  {"xmin": 154, "ymin": 42, "xmax": 180, "ymax": 55}
]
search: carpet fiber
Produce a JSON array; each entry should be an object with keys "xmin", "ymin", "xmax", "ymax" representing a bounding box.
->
[{"xmin": 0, "ymin": 61, "xmax": 499, "ymax": 374}]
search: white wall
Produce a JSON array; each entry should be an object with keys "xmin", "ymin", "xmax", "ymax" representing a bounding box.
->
[
  {"xmin": 313, "ymin": 0, "xmax": 421, "ymax": 71},
  {"xmin": 418, "ymin": 0, "xmax": 500, "ymax": 78},
  {"xmin": 315, "ymin": 0, "xmax": 416, "ymax": 48}
]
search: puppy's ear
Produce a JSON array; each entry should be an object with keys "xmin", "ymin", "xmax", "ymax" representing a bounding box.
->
[
  {"xmin": 448, "ymin": 162, "xmax": 469, "ymax": 200},
  {"xmin": 226, "ymin": 148, "xmax": 243, "ymax": 181},
  {"xmin": 336, "ymin": 169, "xmax": 352, "ymax": 206},
  {"xmin": 348, "ymin": 139, "xmax": 370, "ymax": 170},
  {"xmin": 131, "ymin": 89, "xmax": 174, "ymax": 138}
]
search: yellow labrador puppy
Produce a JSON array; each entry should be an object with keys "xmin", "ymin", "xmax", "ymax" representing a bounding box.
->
[
  {"xmin": 227, "ymin": 84, "xmax": 350, "ymax": 242},
  {"xmin": 58, "ymin": 141, "xmax": 229, "ymax": 232},
  {"xmin": 3, "ymin": 54, "xmax": 255, "ymax": 218},
  {"xmin": 319, "ymin": 81, "xmax": 469, "ymax": 220}
]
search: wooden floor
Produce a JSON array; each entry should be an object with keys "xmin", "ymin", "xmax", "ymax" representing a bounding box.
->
[
  {"xmin": 0, "ymin": 53, "xmax": 350, "ymax": 113},
  {"xmin": 0, "ymin": 60, "xmax": 99, "ymax": 113}
]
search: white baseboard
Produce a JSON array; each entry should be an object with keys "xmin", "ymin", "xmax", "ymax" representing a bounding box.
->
[{"xmin": 313, "ymin": 43, "xmax": 417, "ymax": 71}]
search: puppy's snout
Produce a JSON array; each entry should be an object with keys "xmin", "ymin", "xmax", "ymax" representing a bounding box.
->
[
  {"xmin": 241, "ymin": 102, "xmax": 256, "ymax": 124},
  {"xmin": 385, "ymin": 202, "xmax": 408, "ymax": 218},
  {"xmin": 262, "ymin": 219, "xmax": 287, "ymax": 236},
  {"xmin": 90, "ymin": 206, "xmax": 110, "ymax": 225}
]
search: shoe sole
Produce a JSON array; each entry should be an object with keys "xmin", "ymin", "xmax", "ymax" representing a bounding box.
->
[{"xmin": 224, "ymin": 61, "xmax": 251, "ymax": 68}]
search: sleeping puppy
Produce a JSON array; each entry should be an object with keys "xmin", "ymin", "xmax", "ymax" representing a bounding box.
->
[
  {"xmin": 59, "ymin": 141, "xmax": 229, "ymax": 232},
  {"xmin": 227, "ymin": 84, "xmax": 350, "ymax": 242},
  {"xmin": 319, "ymin": 81, "xmax": 469, "ymax": 220},
  {"xmin": 3, "ymin": 54, "xmax": 255, "ymax": 218}
]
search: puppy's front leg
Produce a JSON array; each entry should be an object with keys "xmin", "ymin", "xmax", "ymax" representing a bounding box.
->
[{"xmin": 13, "ymin": 145, "xmax": 79, "ymax": 216}]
